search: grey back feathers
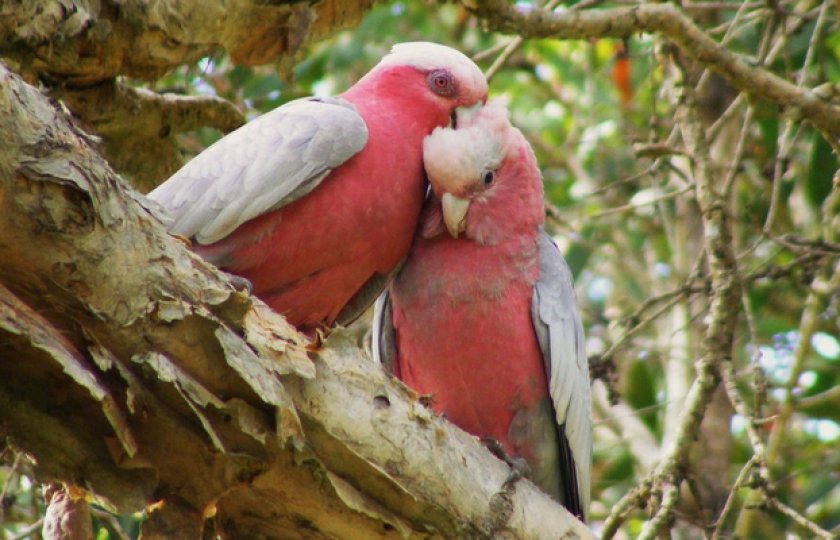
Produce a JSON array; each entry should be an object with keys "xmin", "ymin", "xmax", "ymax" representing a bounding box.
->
[
  {"xmin": 531, "ymin": 230, "xmax": 592, "ymax": 519},
  {"xmin": 148, "ymin": 97, "xmax": 368, "ymax": 244}
]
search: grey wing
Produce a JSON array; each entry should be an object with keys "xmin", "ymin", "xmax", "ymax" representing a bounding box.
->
[
  {"xmin": 531, "ymin": 230, "xmax": 592, "ymax": 520},
  {"xmin": 370, "ymin": 291, "xmax": 397, "ymax": 376},
  {"xmin": 147, "ymin": 96, "xmax": 368, "ymax": 244}
]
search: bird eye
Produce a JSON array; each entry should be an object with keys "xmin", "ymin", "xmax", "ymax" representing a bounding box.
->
[
  {"xmin": 426, "ymin": 70, "xmax": 456, "ymax": 98},
  {"xmin": 482, "ymin": 170, "xmax": 495, "ymax": 185}
]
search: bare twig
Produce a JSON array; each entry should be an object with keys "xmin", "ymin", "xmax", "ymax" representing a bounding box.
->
[
  {"xmin": 765, "ymin": 497, "xmax": 836, "ymax": 539},
  {"xmin": 602, "ymin": 483, "xmax": 650, "ymax": 539},
  {"xmin": 464, "ymin": 1, "xmax": 840, "ymax": 135},
  {"xmin": 616, "ymin": 39, "xmax": 743, "ymax": 538},
  {"xmin": 710, "ymin": 456, "xmax": 758, "ymax": 540},
  {"xmin": 796, "ymin": 384, "xmax": 840, "ymax": 409},
  {"xmin": 8, "ymin": 518, "xmax": 45, "ymax": 540},
  {"xmin": 589, "ymin": 185, "xmax": 693, "ymax": 218},
  {"xmin": 638, "ymin": 483, "xmax": 679, "ymax": 540},
  {"xmin": 90, "ymin": 508, "xmax": 133, "ymax": 540},
  {"xmin": 736, "ymin": 174, "xmax": 840, "ymax": 536}
]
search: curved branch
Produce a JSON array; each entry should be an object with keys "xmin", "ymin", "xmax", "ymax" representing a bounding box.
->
[
  {"xmin": 464, "ymin": 1, "xmax": 840, "ymax": 136},
  {"xmin": 1, "ymin": 0, "xmax": 374, "ymax": 85},
  {"xmin": 56, "ymin": 81, "xmax": 245, "ymax": 191}
]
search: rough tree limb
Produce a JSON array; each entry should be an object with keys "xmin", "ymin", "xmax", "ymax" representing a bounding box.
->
[
  {"xmin": 0, "ymin": 0, "xmax": 377, "ymax": 188},
  {"xmin": 0, "ymin": 62, "xmax": 593, "ymax": 539},
  {"xmin": 0, "ymin": 0, "xmax": 376, "ymax": 84},
  {"xmin": 54, "ymin": 81, "xmax": 246, "ymax": 192},
  {"xmin": 463, "ymin": 0, "xmax": 840, "ymax": 137}
]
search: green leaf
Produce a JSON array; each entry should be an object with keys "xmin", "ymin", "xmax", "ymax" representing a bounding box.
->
[{"xmin": 804, "ymin": 131, "xmax": 837, "ymax": 208}]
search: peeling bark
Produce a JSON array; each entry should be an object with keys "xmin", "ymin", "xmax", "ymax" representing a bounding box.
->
[
  {"xmin": 1, "ymin": 0, "xmax": 376, "ymax": 85},
  {"xmin": 1, "ymin": 0, "xmax": 377, "ymax": 189},
  {"xmin": 0, "ymin": 62, "xmax": 592, "ymax": 540}
]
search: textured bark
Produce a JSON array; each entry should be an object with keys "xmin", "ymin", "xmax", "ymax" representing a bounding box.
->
[
  {"xmin": 42, "ymin": 485, "xmax": 94, "ymax": 540},
  {"xmin": 0, "ymin": 0, "xmax": 375, "ymax": 84},
  {"xmin": 0, "ymin": 63, "xmax": 592, "ymax": 540},
  {"xmin": 0, "ymin": 0, "xmax": 377, "ymax": 190},
  {"xmin": 465, "ymin": 1, "xmax": 840, "ymax": 137}
]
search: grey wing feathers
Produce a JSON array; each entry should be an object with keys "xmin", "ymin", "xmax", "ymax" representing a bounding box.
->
[
  {"xmin": 370, "ymin": 291, "xmax": 397, "ymax": 376},
  {"xmin": 147, "ymin": 96, "xmax": 368, "ymax": 244},
  {"xmin": 531, "ymin": 230, "xmax": 592, "ymax": 519}
]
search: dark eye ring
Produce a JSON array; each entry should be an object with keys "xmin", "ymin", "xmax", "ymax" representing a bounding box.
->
[
  {"xmin": 482, "ymin": 170, "xmax": 495, "ymax": 185},
  {"xmin": 427, "ymin": 70, "xmax": 456, "ymax": 98}
]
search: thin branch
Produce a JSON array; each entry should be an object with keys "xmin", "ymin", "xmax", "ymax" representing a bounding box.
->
[
  {"xmin": 736, "ymin": 174, "xmax": 840, "ymax": 536},
  {"xmin": 765, "ymin": 497, "xmax": 836, "ymax": 539},
  {"xmin": 710, "ymin": 456, "xmax": 758, "ymax": 540},
  {"xmin": 796, "ymin": 384, "xmax": 840, "ymax": 409},
  {"xmin": 637, "ymin": 482, "xmax": 679, "ymax": 540},
  {"xmin": 90, "ymin": 508, "xmax": 133, "ymax": 540},
  {"xmin": 617, "ymin": 38, "xmax": 743, "ymax": 537},
  {"xmin": 721, "ymin": 361, "xmax": 767, "ymax": 468},
  {"xmin": 598, "ymin": 292, "xmax": 685, "ymax": 363},
  {"xmin": 722, "ymin": 105, "xmax": 755, "ymax": 198},
  {"xmin": 465, "ymin": 1, "xmax": 840, "ymax": 135},
  {"xmin": 602, "ymin": 483, "xmax": 650, "ymax": 539},
  {"xmin": 589, "ymin": 185, "xmax": 693, "ymax": 218},
  {"xmin": 8, "ymin": 518, "xmax": 44, "ymax": 540}
]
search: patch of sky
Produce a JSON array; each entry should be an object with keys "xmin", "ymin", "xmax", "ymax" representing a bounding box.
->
[
  {"xmin": 803, "ymin": 418, "xmax": 840, "ymax": 442},
  {"xmin": 390, "ymin": 3, "xmax": 405, "ymax": 15},
  {"xmin": 312, "ymin": 80, "xmax": 334, "ymax": 98},
  {"xmin": 586, "ymin": 276, "xmax": 613, "ymax": 303},
  {"xmin": 811, "ymin": 332, "xmax": 840, "ymax": 360}
]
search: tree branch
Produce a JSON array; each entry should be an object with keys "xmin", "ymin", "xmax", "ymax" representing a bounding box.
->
[
  {"xmin": 632, "ymin": 43, "xmax": 743, "ymax": 539},
  {"xmin": 55, "ymin": 81, "xmax": 246, "ymax": 191},
  {"xmin": 463, "ymin": 0, "xmax": 840, "ymax": 136},
  {"xmin": 0, "ymin": 61, "xmax": 591, "ymax": 540},
  {"xmin": 0, "ymin": 0, "xmax": 375, "ymax": 85}
]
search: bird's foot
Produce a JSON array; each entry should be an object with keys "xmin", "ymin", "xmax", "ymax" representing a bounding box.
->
[
  {"xmin": 418, "ymin": 393, "xmax": 437, "ymax": 409},
  {"xmin": 223, "ymin": 272, "xmax": 253, "ymax": 294},
  {"xmin": 481, "ymin": 437, "xmax": 531, "ymax": 492},
  {"xmin": 306, "ymin": 325, "xmax": 331, "ymax": 350}
]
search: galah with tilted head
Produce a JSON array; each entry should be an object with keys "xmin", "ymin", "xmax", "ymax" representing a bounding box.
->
[
  {"xmin": 372, "ymin": 100, "xmax": 591, "ymax": 520},
  {"xmin": 148, "ymin": 42, "xmax": 487, "ymax": 332}
]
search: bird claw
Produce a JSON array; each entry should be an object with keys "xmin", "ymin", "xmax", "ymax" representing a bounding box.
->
[
  {"xmin": 223, "ymin": 272, "xmax": 253, "ymax": 294},
  {"xmin": 480, "ymin": 437, "xmax": 530, "ymax": 492},
  {"xmin": 418, "ymin": 393, "xmax": 437, "ymax": 409}
]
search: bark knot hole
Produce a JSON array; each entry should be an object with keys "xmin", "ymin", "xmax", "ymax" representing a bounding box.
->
[{"xmin": 373, "ymin": 394, "xmax": 390, "ymax": 410}]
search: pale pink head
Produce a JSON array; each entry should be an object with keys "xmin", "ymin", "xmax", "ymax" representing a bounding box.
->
[
  {"xmin": 422, "ymin": 99, "xmax": 544, "ymax": 245},
  {"xmin": 348, "ymin": 42, "xmax": 488, "ymax": 126}
]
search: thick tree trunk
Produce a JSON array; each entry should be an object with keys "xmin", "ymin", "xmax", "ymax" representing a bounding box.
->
[
  {"xmin": 0, "ymin": 63, "xmax": 592, "ymax": 540},
  {"xmin": 0, "ymin": 0, "xmax": 378, "ymax": 190}
]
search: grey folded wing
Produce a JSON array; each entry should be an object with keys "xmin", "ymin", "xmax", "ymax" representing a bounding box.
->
[
  {"xmin": 147, "ymin": 96, "xmax": 368, "ymax": 244},
  {"xmin": 531, "ymin": 230, "xmax": 592, "ymax": 519}
]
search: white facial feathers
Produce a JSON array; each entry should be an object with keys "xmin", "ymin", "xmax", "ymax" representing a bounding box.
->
[
  {"xmin": 423, "ymin": 99, "xmax": 512, "ymax": 194},
  {"xmin": 377, "ymin": 42, "xmax": 487, "ymax": 98}
]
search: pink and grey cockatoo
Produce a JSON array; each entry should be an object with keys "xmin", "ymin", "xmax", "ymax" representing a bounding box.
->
[
  {"xmin": 148, "ymin": 43, "xmax": 487, "ymax": 332},
  {"xmin": 372, "ymin": 100, "xmax": 591, "ymax": 519}
]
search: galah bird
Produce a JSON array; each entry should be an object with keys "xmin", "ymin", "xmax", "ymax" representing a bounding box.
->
[
  {"xmin": 372, "ymin": 100, "xmax": 591, "ymax": 520},
  {"xmin": 148, "ymin": 42, "xmax": 487, "ymax": 332}
]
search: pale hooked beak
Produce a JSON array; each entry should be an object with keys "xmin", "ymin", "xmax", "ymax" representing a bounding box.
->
[{"xmin": 441, "ymin": 192, "xmax": 470, "ymax": 238}]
